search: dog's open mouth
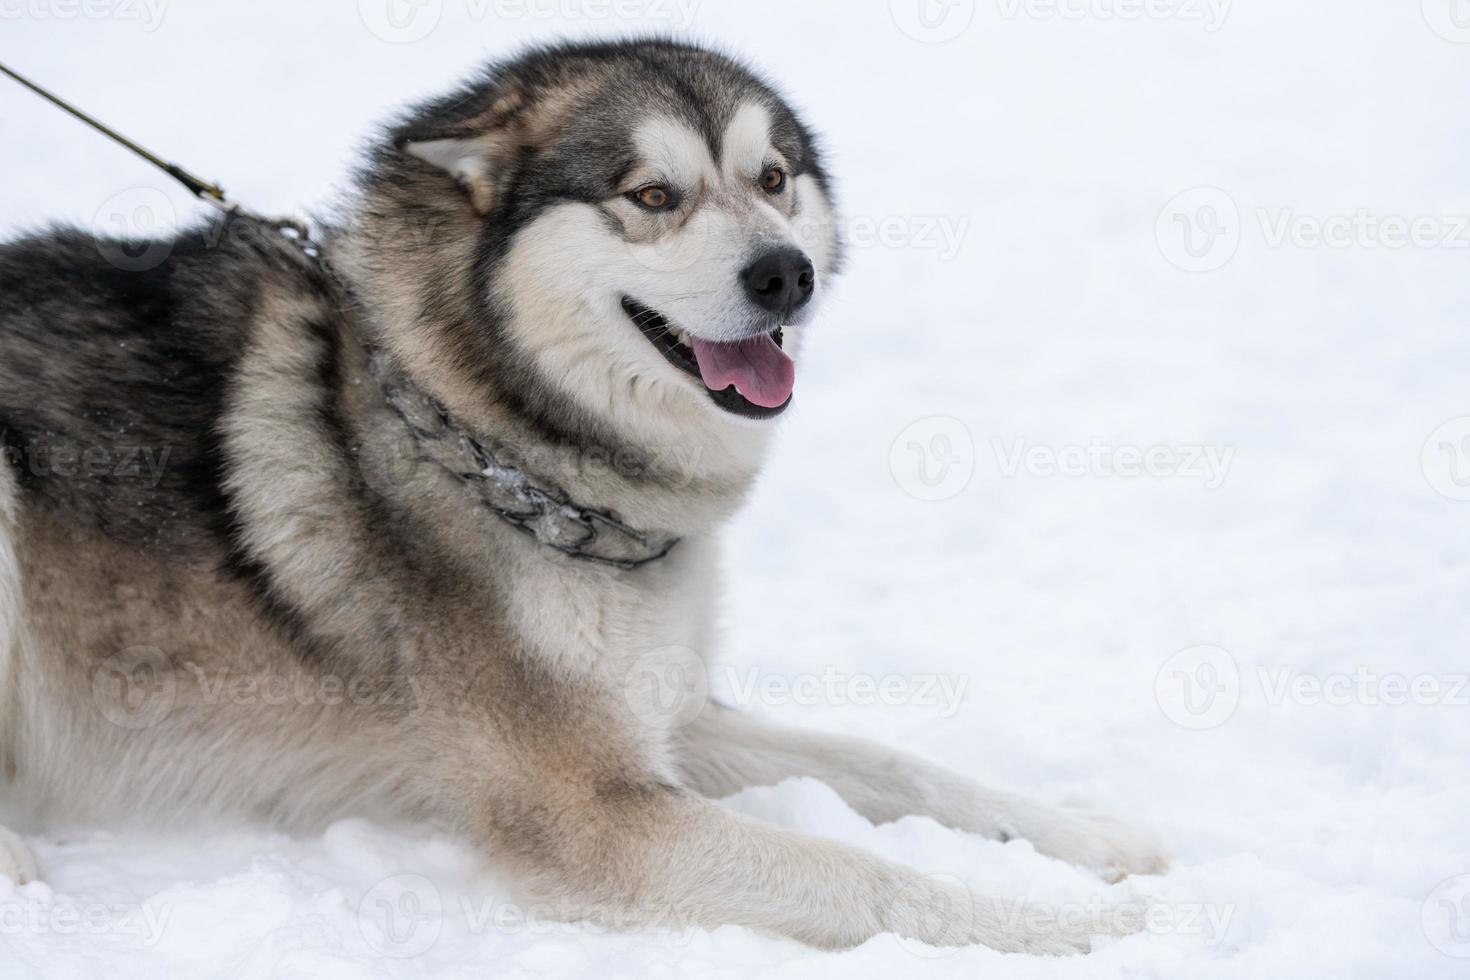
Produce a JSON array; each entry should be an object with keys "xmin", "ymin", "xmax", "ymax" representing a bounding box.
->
[{"xmin": 621, "ymin": 297, "xmax": 793, "ymax": 419}]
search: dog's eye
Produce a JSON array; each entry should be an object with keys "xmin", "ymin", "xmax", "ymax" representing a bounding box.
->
[
  {"xmin": 759, "ymin": 167, "xmax": 787, "ymax": 193},
  {"xmin": 631, "ymin": 186, "xmax": 676, "ymax": 211}
]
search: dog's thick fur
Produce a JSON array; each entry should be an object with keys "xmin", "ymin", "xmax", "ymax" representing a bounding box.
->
[{"xmin": 0, "ymin": 39, "xmax": 1165, "ymax": 952}]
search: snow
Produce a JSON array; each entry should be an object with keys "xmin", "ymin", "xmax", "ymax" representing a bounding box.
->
[{"xmin": 4, "ymin": 1, "xmax": 1470, "ymax": 976}]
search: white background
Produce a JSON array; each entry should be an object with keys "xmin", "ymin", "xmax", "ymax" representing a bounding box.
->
[{"xmin": 3, "ymin": 1, "xmax": 1470, "ymax": 976}]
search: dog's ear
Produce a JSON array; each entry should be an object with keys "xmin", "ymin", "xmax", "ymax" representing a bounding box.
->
[{"xmin": 396, "ymin": 90, "xmax": 532, "ymax": 215}]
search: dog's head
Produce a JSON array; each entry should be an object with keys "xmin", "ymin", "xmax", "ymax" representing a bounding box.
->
[{"xmin": 366, "ymin": 39, "xmax": 840, "ymax": 459}]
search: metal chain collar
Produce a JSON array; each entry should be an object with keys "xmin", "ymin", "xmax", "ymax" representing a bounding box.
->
[{"xmin": 367, "ymin": 350, "xmax": 681, "ymax": 571}]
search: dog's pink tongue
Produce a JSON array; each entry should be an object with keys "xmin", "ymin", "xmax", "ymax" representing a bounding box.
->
[{"xmin": 688, "ymin": 335, "xmax": 795, "ymax": 408}]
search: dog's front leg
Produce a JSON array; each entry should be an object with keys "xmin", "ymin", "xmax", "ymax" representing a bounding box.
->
[
  {"xmin": 472, "ymin": 757, "xmax": 1102, "ymax": 954},
  {"xmin": 674, "ymin": 705, "xmax": 1167, "ymax": 881}
]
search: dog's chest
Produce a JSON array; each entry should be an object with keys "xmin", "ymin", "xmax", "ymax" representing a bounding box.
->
[{"xmin": 499, "ymin": 535, "xmax": 721, "ymax": 691}]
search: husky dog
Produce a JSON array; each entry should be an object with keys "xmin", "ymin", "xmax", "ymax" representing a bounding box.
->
[{"xmin": 0, "ymin": 38, "xmax": 1165, "ymax": 952}]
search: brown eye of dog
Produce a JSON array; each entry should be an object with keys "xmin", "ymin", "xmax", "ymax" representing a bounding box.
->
[
  {"xmin": 760, "ymin": 167, "xmax": 786, "ymax": 193},
  {"xmin": 634, "ymin": 186, "xmax": 674, "ymax": 210}
]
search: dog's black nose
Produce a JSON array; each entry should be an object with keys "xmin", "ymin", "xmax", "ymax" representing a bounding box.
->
[{"xmin": 741, "ymin": 248, "xmax": 815, "ymax": 316}]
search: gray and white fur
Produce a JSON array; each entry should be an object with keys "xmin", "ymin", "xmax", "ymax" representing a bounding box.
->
[{"xmin": 0, "ymin": 38, "xmax": 1165, "ymax": 952}]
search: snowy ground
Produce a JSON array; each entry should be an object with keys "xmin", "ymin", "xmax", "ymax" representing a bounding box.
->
[{"xmin": 4, "ymin": 1, "xmax": 1470, "ymax": 977}]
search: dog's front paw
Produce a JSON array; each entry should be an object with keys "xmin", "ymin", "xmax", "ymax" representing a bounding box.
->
[
  {"xmin": 887, "ymin": 876, "xmax": 1102, "ymax": 956},
  {"xmin": 0, "ymin": 827, "xmax": 38, "ymax": 885},
  {"xmin": 1014, "ymin": 806, "xmax": 1168, "ymax": 882}
]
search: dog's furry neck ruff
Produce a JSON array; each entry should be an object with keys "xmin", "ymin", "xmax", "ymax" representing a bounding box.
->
[
  {"xmin": 233, "ymin": 209, "xmax": 681, "ymax": 572},
  {"xmin": 366, "ymin": 348, "xmax": 681, "ymax": 571}
]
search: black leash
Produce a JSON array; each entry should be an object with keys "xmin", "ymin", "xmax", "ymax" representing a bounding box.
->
[
  {"xmin": 1, "ymin": 60, "xmax": 231, "ymax": 211},
  {"xmin": 1, "ymin": 59, "xmax": 318, "ymax": 254}
]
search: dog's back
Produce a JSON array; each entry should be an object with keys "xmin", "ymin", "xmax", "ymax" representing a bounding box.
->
[{"xmin": 0, "ymin": 223, "xmax": 312, "ymax": 555}]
